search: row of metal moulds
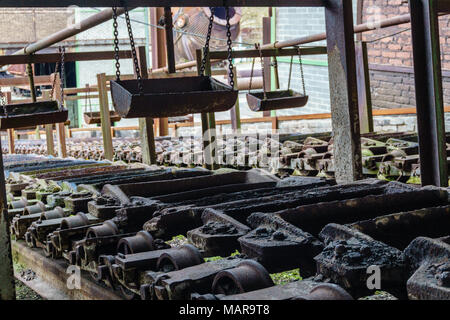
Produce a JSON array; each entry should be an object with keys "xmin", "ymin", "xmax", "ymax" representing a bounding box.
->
[{"xmin": 6, "ymin": 160, "xmax": 450, "ymax": 300}]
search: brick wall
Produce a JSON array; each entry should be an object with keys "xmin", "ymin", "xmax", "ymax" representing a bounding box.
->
[
  {"xmin": 362, "ymin": 0, "xmax": 450, "ymax": 108},
  {"xmin": 0, "ymin": 8, "xmax": 74, "ymax": 47}
]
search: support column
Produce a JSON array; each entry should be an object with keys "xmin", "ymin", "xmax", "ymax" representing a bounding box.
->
[
  {"xmin": 150, "ymin": 7, "xmax": 169, "ymax": 136},
  {"xmin": 262, "ymin": 16, "xmax": 272, "ymax": 117},
  {"xmin": 0, "ymin": 137, "xmax": 15, "ymax": 299},
  {"xmin": 52, "ymin": 73, "xmax": 67, "ymax": 158},
  {"xmin": 325, "ymin": 0, "xmax": 363, "ymax": 183},
  {"xmin": 355, "ymin": 41, "xmax": 373, "ymax": 133},
  {"xmin": 137, "ymin": 46, "xmax": 157, "ymax": 165},
  {"xmin": 42, "ymin": 90, "xmax": 55, "ymax": 156},
  {"xmin": 5, "ymin": 92, "xmax": 14, "ymax": 154},
  {"xmin": 229, "ymin": 65, "xmax": 241, "ymax": 133},
  {"xmin": 409, "ymin": 0, "xmax": 448, "ymax": 187},
  {"xmin": 97, "ymin": 73, "xmax": 113, "ymax": 161}
]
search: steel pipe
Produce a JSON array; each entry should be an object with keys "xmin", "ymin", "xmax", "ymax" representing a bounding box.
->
[{"xmin": 12, "ymin": 7, "xmax": 133, "ymax": 56}]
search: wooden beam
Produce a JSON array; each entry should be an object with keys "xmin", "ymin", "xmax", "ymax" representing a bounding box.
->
[
  {"xmin": 0, "ymin": 75, "xmax": 52, "ymax": 87},
  {"xmin": 229, "ymin": 66, "xmax": 241, "ymax": 132},
  {"xmin": 137, "ymin": 46, "xmax": 157, "ymax": 165},
  {"xmin": 5, "ymin": 93, "xmax": 14, "ymax": 154},
  {"xmin": 151, "ymin": 7, "xmax": 169, "ymax": 137},
  {"xmin": 97, "ymin": 73, "xmax": 113, "ymax": 161},
  {"xmin": 42, "ymin": 90, "xmax": 55, "ymax": 156},
  {"xmin": 0, "ymin": 1, "xmax": 326, "ymax": 7},
  {"xmin": 325, "ymin": 0, "xmax": 363, "ymax": 183},
  {"xmin": 208, "ymin": 46, "xmax": 327, "ymax": 60},
  {"xmin": 355, "ymin": 41, "xmax": 374, "ymax": 133},
  {"xmin": 0, "ymin": 50, "xmax": 132, "ymax": 66},
  {"xmin": 51, "ymin": 73, "xmax": 67, "ymax": 158}
]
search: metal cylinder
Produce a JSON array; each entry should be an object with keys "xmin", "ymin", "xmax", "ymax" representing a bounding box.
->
[
  {"xmin": 60, "ymin": 212, "xmax": 89, "ymax": 230},
  {"xmin": 117, "ymin": 231, "xmax": 154, "ymax": 255},
  {"xmin": 23, "ymin": 201, "xmax": 46, "ymax": 215},
  {"xmin": 156, "ymin": 244, "xmax": 203, "ymax": 272},
  {"xmin": 86, "ymin": 220, "xmax": 119, "ymax": 238},
  {"xmin": 40, "ymin": 206, "xmax": 65, "ymax": 220},
  {"xmin": 212, "ymin": 260, "xmax": 274, "ymax": 295}
]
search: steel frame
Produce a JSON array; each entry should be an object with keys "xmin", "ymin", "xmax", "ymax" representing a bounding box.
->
[{"xmin": 409, "ymin": 0, "xmax": 449, "ymax": 187}]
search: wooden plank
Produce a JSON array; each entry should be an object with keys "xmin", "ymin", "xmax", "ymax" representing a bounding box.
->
[
  {"xmin": 0, "ymin": 50, "xmax": 132, "ymax": 66},
  {"xmin": 42, "ymin": 90, "xmax": 55, "ymax": 156},
  {"xmin": 0, "ymin": 75, "xmax": 52, "ymax": 87},
  {"xmin": 209, "ymin": 46, "xmax": 327, "ymax": 60},
  {"xmin": 12, "ymin": 241, "xmax": 123, "ymax": 300},
  {"xmin": 137, "ymin": 46, "xmax": 157, "ymax": 165},
  {"xmin": 52, "ymin": 73, "xmax": 67, "ymax": 158},
  {"xmin": 97, "ymin": 73, "xmax": 113, "ymax": 161},
  {"xmin": 355, "ymin": 41, "xmax": 374, "ymax": 133},
  {"xmin": 5, "ymin": 92, "xmax": 15, "ymax": 154}
]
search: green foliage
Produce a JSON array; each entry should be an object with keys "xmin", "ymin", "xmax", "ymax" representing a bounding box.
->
[{"xmin": 270, "ymin": 268, "xmax": 302, "ymax": 285}]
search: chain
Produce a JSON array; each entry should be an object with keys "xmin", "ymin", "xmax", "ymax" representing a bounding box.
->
[
  {"xmin": 225, "ymin": 3, "xmax": 235, "ymax": 89},
  {"xmin": 200, "ymin": 7, "xmax": 215, "ymax": 76},
  {"xmin": 59, "ymin": 46, "xmax": 66, "ymax": 110},
  {"xmin": 256, "ymin": 43, "xmax": 267, "ymax": 100},
  {"xmin": 297, "ymin": 46, "xmax": 306, "ymax": 96},
  {"xmin": 112, "ymin": 7, "xmax": 121, "ymax": 81},
  {"xmin": 123, "ymin": 2, "xmax": 144, "ymax": 95}
]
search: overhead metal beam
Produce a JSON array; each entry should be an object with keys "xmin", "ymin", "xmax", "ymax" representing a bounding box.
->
[
  {"xmin": 409, "ymin": 0, "xmax": 448, "ymax": 187},
  {"xmin": 0, "ymin": 1, "xmax": 325, "ymax": 7}
]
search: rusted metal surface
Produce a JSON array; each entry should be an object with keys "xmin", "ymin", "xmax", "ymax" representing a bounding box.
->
[
  {"xmin": 315, "ymin": 223, "xmax": 406, "ymax": 298},
  {"xmin": 246, "ymin": 90, "xmax": 308, "ymax": 112},
  {"xmin": 0, "ymin": 101, "xmax": 68, "ymax": 130},
  {"xmin": 5, "ymin": 154, "xmax": 450, "ymax": 301},
  {"xmin": 111, "ymin": 77, "xmax": 238, "ymax": 118},
  {"xmin": 404, "ymin": 237, "xmax": 450, "ymax": 300}
]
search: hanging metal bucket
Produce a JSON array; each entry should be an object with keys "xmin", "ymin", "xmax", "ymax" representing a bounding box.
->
[
  {"xmin": 110, "ymin": 76, "xmax": 238, "ymax": 118},
  {"xmin": 0, "ymin": 101, "xmax": 68, "ymax": 130},
  {"xmin": 246, "ymin": 89, "xmax": 308, "ymax": 112},
  {"xmin": 84, "ymin": 111, "xmax": 121, "ymax": 125}
]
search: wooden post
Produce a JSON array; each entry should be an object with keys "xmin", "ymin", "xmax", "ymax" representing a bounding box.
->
[
  {"xmin": 5, "ymin": 92, "xmax": 14, "ymax": 154},
  {"xmin": 355, "ymin": 41, "xmax": 373, "ymax": 133},
  {"xmin": 325, "ymin": 0, "xmax": 363, "ymax": 184},
  {"xmin": 42, "ymin": 90, "xmax": 55, "ymax": 156},
  {"xmin": 137, "ymin": 46, "xmax": 157, "ymax": 165},
  {"xmin": 150, "ymin": 7, "xmax": 169, "ymax": 137},
  {"xmin": 262, "ymin": 16, "xmax": 272, "ymax": 117},
  {"xmin": 51, "ymin": 73, "xmax": 67, "ymax": 158},
  {"xmin": 229, "ymin": 65, "xmax": 241, "ymax": 133},
  {"xmin": 97, "ymin": 73, "xmax": 113, "ymax": 161},
  {"xmin": 196, "ymin": 49, "xmax": 212, "ymax": 170}
]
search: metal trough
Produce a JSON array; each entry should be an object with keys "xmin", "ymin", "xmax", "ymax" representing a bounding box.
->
[{"xmin": 110, "ymin": 76, "xmax": 238, "ymax": 118}]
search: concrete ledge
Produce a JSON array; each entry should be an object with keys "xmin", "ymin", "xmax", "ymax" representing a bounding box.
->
[{"xmin": 12, "ymin": 240, "xmax": 123, "ymax": 300}]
